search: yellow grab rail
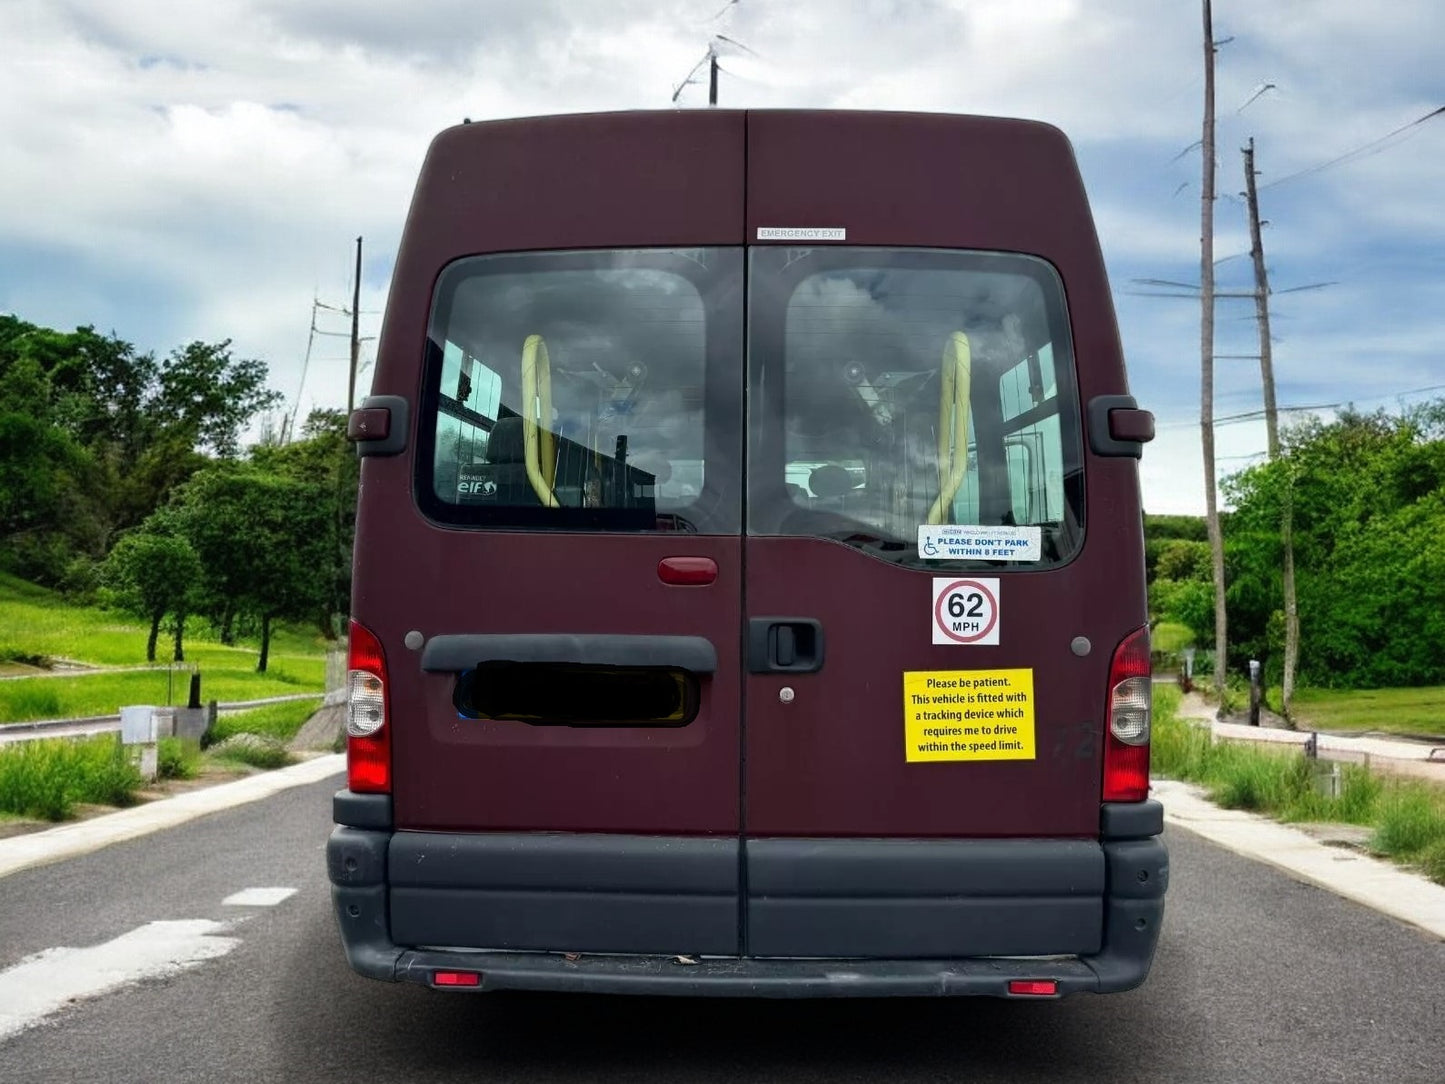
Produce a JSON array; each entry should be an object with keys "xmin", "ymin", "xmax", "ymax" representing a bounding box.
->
[
  {"xmin": 521, "ymin": 333, "xmax": 560, "ymax": 507},
  {"xmin": 926, "ymin": 331, "xmax": 972, "ymax": 525}
]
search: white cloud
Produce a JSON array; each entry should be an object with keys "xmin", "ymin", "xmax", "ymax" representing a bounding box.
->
[{"xmin": 0, "ymin": 0, "xmax": 1439, "ymax": 516}]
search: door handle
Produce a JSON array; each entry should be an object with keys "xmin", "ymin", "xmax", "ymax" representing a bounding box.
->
[{"xmin": 748, "ymin": 618, "xmax": 825, "ymax": 674}]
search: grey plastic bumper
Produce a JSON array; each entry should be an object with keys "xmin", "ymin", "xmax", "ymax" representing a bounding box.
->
[{"xmin": 327, "ymin": 810, "xmax": 1167, "ymax": 998}]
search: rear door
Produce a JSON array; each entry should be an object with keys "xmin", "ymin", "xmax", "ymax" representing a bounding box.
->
[
  {"xmin": 740, "ymin": 113, "xmax": 1146, "ymax": 955},
  {"xmin": 370, "ymin": 114, "xmax": 750, "ymax": 846}
]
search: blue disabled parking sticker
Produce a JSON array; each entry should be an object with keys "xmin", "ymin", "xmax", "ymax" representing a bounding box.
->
[{"xmin": 917, "ymin": 525, "xmax": 1042, "ymax": 562}]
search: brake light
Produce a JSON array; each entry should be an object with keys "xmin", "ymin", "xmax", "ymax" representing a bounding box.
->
[
  {"xmin": 1103, "ymin": 625, "xmax": 1151, "ymax": 802},
  {"xmin": 347, "ymin": 619, "xmax": 390, "ymax": 793}
]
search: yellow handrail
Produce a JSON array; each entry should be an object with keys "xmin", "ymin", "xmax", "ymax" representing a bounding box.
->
[
  {"xmin": 521, "ymin": 333, "xmax": 559, "ymax": 507},
  {"xmin": 926, "ymin": 331, "xmax": 972, "ymax": 525}
]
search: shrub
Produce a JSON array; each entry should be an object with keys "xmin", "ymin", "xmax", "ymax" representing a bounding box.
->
[{"xmin": 157, "ymin": 737, "xmax": 200, "ymax": 780}]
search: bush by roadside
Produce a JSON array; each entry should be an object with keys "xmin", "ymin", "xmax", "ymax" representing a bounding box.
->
[
  {"xmin": 0, "ymin": 735, "xmax": 143, "ymax": 821},
  {"xmin": 1152, "ymin": 685, "xmax": 1445, "ymax": 885}
]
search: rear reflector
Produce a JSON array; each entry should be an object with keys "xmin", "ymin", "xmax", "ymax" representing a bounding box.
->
[
  {"xmin": 347, "ymin": 619, "xmax": 391, "ymax": 794},
  {"xmin": 1007, "ymin": 979, "xmax": 1059, "ymax": 997},
  {"xmin": 432, "ymin": 970, "xmax": 481, "ymax": 988},
  {"xmin": 1103, "ymin": 625, "xmax": 1152, "ymax": 802}
]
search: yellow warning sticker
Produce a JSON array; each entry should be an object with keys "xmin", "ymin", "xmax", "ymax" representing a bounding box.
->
[{"xmin": 903, "ymin": 669, "xmax": 1036, "ymax": 762}]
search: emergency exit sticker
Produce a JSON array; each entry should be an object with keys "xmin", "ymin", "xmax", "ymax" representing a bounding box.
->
[
  {"xmin": 932, "ymin": 577, "xmax": 1000, "ymax": 645},
  {"xmin": 903, "ymin": 669, "xmax": 1036, "ymax": 763}
]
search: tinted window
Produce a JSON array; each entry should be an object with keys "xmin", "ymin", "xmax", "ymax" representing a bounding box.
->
[
  {"xmin": 748, "ymin": 248, "xmax": 1083, "ymax": 567},
  {"xmin": 417, "ymin": 249, "xmax": 743, "ymax": 533}
]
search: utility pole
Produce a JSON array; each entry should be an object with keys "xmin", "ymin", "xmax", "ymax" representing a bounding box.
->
[
  {"xmin": 346, "ymin": 236, "xmax": 362, "ymax": 413},
  {"xmin": 708, "ymin": 46, "xmax": 719, "ymax": 106},
  {"xmin": 1200, "ymin": 0, "xmax": 1228, "ymax": 699},
  {"xmin": 1243, "ymin": 138, "xmax": 1300, "ymax": 713}
]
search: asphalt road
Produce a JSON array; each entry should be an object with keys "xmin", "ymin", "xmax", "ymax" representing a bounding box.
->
[{"xmin": 0, "ymin": 778, "xmax": 1441, "ymax": 1084}]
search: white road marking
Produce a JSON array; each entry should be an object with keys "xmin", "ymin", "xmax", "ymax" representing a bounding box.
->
[
  {"xmin": 0, "ymin": 920, "xmax": 239, "ymax": 1042},
  {"xmin": 222, "ymin": 887, "xmax": 297, "ymax": 907},
  {"xmin": 0, "ymin": 753, "xmax": 345, "ymax": 881},
  {"xmin": 1154, "ymin": 779, "xmax": 1445, "ymax": 940}
]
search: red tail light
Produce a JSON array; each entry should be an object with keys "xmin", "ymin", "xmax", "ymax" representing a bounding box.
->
[
  {"xmin": 1103, "ymin": 625, "xmax": 1151, "ymax": 802},
  {"xmin": 347, "ymin": 619, "xmax": 391, "ymax": 793}
]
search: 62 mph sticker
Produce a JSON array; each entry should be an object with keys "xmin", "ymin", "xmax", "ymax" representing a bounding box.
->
[{"xmin": 931, "ymin": 578, "xmax": 1000, "ymax": 645}]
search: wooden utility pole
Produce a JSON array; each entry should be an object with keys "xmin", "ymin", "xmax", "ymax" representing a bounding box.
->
[
  {"xmin": 346, "ymin": 236, "xmax": 362, "ymax": 412},
  {"xmin": 708, "ymin": 47, "xmax": 719, "ymax": 105},
  {"xmin": 1243, "ymin": 139, "xmax": 1300, "ymax": 713},
  {"xmin": 1200, "ymin": 0, "xmax": 1228, "ymax": 698}
]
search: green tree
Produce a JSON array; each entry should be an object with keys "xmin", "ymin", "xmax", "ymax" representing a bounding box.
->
[
  {"xmin": 153, "ymin": 340, "xmax": 283, "ymax": 458},
  {"xmin": 1223, "ymin": 403, "xmax": 1445, "ymax": 688},
  {"xmin": 249, "ymin": 409, "xmax": 357, "ymax": 634},
  {"xmin": 171, "ymin": 466, "xmax": 332, "ymax": 670},
  {"xmin": 103, "ymin": 531, "xmax": 203, "ymax": 662}
]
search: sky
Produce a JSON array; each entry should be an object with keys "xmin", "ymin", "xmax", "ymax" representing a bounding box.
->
[{"xmin": 1, "ymin": 0, "xmax": 1441, "ymax": 514}]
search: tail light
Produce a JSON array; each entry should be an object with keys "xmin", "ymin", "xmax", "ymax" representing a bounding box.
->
[
  {"xmin": 1103, "ymin": 625, "xmax": 1151, "ymax": 802},
  {"xmin": 347, "ymin": 619, "xmax": 391, "ymax": 793}
]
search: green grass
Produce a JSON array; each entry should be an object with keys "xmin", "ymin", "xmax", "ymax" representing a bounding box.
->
[
  {"xmin": 0, "ymin": 573, "xmax": 330, "ymax": 672},
  {"xmin": 211, "ymin": 737, "xmax": 294, "ymax": 771},
  {"xmin": 0, "ymin": 669, "xmax": 322, "ymax": 724},
  {"xmin": 207, "ymin": 697, "xmax": 323, "ymax": 746},
  {"xmin": 1151, "ymin": 686, "xmax": 1445, "ymax": 884},
  {"xmin": 1152, "ymin": 621, "xmax": 1195, "ymax": 655},
  {"xmin": 0, "ymin": 735, "xmax": 144, "ymax": 821},
  {"xmin": 157, "ymin": 737, "xmax": 200, "ymax": 781},
  {"xmin": 1289, "ymin": 686, "xmax": 1445, "ymax": 739}
]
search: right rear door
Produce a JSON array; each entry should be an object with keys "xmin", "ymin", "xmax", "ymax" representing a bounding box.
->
[{"xmin": 736, "ymin": 111, "xmax": 1147, "ymax": 958}]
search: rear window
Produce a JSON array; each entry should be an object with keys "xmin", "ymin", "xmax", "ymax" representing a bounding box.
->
[
  {"xmin": 747, "ymin": 247, "xmax": 1084, "ymax": 568},
  {"xmin": 416, "ymin": 249, "xmax": 743, "ymax": 533}
]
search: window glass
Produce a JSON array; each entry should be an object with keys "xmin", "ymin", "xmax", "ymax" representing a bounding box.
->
[
  {"xmin": 417, "ymin": 249, "xmax": 742, "ymax": 533},
  {"xmin": 749, "ymin": 248, "xmax": 1083, "ymax": 567}
]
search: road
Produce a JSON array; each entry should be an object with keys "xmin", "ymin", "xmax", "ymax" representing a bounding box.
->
[{"xmin": 0, "ymin": 776, "xmax": 1441, "ymax": 1084}]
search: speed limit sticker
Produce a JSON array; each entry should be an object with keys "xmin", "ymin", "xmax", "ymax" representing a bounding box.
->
[{"xmin": 932, "ymin": 578, "xmax": 1000, "ymax": 645}]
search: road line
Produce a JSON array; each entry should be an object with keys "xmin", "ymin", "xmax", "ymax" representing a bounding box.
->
[
  {"xmin": 222, "ymin": 887, "xmax": 298, "ymax": 907},
  {"xmin": 0, "ymin": 920, "xmax": 239, "ymax": 1042},
  {"xmin": 0, "ymin": 754, "xmax": 345, "ymax": 881},
  {"xmin": 1155, "ymin": 779, "xmax": 1445, "ymax": 940}
]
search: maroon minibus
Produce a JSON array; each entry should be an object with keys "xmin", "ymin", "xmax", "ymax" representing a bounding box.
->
[{"xmin": 330, "ymin": 109, "xmax": 1166, "ymax": 998}]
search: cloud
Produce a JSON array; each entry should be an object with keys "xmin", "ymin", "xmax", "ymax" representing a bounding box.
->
[{"xmin": 0, "ymin": 0, "xmax": 1439, "ymax": 517}]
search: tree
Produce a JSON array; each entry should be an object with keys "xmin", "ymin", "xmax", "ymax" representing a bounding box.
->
[
  {"xmin": 250, "ymin": 409, "xmax": 357, "ymax": 634},
  {"xmin": 152, "ymin": 340, "xmax": 283, "ymax": 458},
  {"xmin": 170, "ymin": 465, "xmax": 332, "ymax": 670},
  {"xmin": 103, "ymin": 531, "xmax": 203, "ymax": 662},
  {"xmin": 1223, "ymin": 403, "xmax": 1445, "ymax": 688}
]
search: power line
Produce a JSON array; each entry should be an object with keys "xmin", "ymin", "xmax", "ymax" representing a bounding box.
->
[
  {"xmin": 1155, "ymin": 381, "xmax": 1445, "ymax": 430},
  {"xmin": 1259, "ymin": 105, "xmax": 1445, "ymax": 190}
]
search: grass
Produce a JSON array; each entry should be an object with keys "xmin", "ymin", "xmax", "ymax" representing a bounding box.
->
[
  {"xmin": 1152, "ymin": 621, "xmax": 1195, "ymax": 655},
  {"xmin": 157, "ymin": 737, "xmax": 201, "ymax": 781},
  {"xmin": 1289, "ymin": 686, "xmax": 1445, "ymax": 739},
  {"xmin": 0, "ymin": 735, "xmax": 144, "ymax": 821},
  {"xmin": 0, "ymin": 573, "xmax": 329, "ymax": 672},
  {"xmin": 0, "ymin": 668, "xmax": 323, "ymax": 724},
  {"xmin": 207, "ymin": 697, "xmax": 323, "ymax": 746},
  {"xmin": 1152, "ymin": 685, "xmax": 1445, "ymax": 885},
  {"xmin": 210, "ymin": 736, "xmax": 294, "ymax": 771}
]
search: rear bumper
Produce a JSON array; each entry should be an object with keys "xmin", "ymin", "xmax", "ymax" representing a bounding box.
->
[{"xmin": 328, "ymin": 794, "xmax": 1167, "ymax": 998}]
